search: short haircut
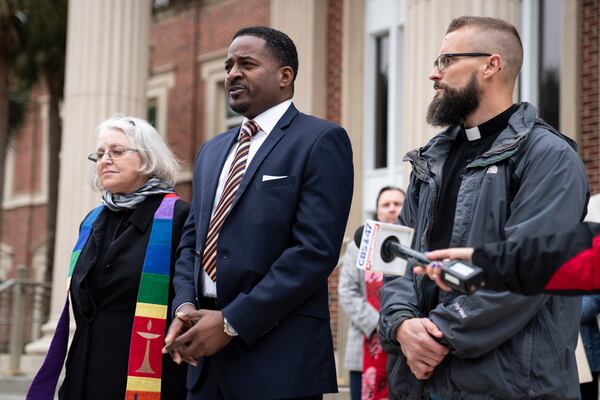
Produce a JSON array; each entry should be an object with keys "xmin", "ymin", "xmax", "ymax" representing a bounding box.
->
[
  {"xmin": 91, "ymin": 115, "xmax": 181, "ymax": 190},
  {"xmin": 375, "ymin": 186, "xmax": 405, "ymax": 210},
  {"xmin": 447, "ymin": 16, "xmax": 523, "ymax": 84},
  {"xmin": 233, "ymin": 26, "xmax": 299, "ymax": 83}
]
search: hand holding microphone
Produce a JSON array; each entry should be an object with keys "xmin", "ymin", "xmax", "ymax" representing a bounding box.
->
[
  {"xmin": 414, "ymin": 248, "xmax": 476, "ymax": 292},
  {"xmin": 354, "ymin": 221, "xmax": 484, "ymax": 294}
]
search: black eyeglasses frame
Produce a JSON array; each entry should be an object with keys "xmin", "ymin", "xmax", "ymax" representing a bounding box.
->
[{"xmin": 433, "ymin": 52, "xmax": 492, "ymax": 71}]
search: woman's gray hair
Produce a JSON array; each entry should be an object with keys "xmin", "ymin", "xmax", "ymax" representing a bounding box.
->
[{"xmin": 91, "ymin": 114, "xmax": 181, "ymax": 190}]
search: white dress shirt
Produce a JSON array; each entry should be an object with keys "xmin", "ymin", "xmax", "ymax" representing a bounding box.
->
[{"xmin": 202, "ymin": 99, "xmax": 292, "ymax": 297}]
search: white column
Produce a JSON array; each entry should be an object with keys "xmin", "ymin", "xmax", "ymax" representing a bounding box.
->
[
  {"xmin": 560, "ymin": 0, "xmax": 581, "ymax": 141},
  {"xmin": 26, "ymin": 0, "xmax": 151, "ymax": 354},
  {"xmin": 342, "ymin": 0, "xmax": 364, "ymax": 234}
]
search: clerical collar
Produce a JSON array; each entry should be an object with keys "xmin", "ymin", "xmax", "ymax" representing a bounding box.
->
[
  {"xmin": 465, "ymin": 126, "xmax": 481, "ymax": 141},
  {"xmin": 462, "ymin": 104, "xmax": 519, "ymax": 141}
]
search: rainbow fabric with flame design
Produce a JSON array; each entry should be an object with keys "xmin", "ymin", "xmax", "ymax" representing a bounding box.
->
[
  {"xmin": 124, "ymin": 193, "xmax": 176, "ymax": 399},
  {"xmin": 27, "ymin": 194, "xmax": 177, "ymax": 400}
]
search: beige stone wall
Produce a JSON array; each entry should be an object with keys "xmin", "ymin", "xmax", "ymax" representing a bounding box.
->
[
  {"xmin": 341, "ymin": 0, "xmax": 365, "ymax": 239},
  {"xmin": 560, "ymin": 0, "xmax": 581, "ymax": 141},
  {"xmin": 271, "ymin": 0, "xmax": 328, "ymax": 119}
]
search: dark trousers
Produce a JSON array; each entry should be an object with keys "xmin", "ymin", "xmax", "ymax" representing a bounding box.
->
[
  {"xmin": 349, "ymin": 371, "xmax": 362, "ymax": 400},
  {"xmin": 580, "ymin": 372, "xmax": 599, "ymax": 400},
  {"xmin": 192, "ymin": 298, "xmax": 324, "ymax": 400},
  {"xmin": 187, "ymin": 334, "xmax": 323, "ymax": 400}
]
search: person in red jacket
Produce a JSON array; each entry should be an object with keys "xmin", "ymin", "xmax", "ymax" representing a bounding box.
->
[{"xmin": 414, "ymin": 222, "xmax": 600, "ymax": 295}]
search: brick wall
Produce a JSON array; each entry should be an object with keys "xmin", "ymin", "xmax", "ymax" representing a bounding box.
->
[
  {"xmin": 199, "ymin": 0, "xmax": 270, "ymax": 56},
  {"xmin": 197, "ymin": 0, "xmax": 270, "ymax": 147},
  {"xmin": 326, "ymin": 0, "xmax": 344, "ymax": 349},
  {"xmin": 151, "ymin": 0, "xmax": 270, "ymax": 203},
  {"xmin": 2, "ymin": 207, "xmax": 48, "ymax": 277},
  {"xmin": 151, "ymin": 8, "xmax": 197, "ymax": 179},
  {"xmin": 326, "ymin": 0, "xmax": 343, "ymax": 125},
  {"xmin": 1, "ymin": 85, "xmax": 49, "ymax": 280},
  {"xmin": 582, "ymin": 0, "xmax": 600, "ymax": 195},
  {"xmin": 12, "ymin": 99, "xmax": 43, "ymax": 194}
]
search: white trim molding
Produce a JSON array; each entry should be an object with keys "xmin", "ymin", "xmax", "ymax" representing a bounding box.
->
[
  {"xmin": 201, "ymin": 55, "xmax": 229, "ymax": 140},
  {"xmin": 147, "ymin": 70, "xmax": 176, "ymax": 138},
  {"xmin": 362, "ymin": 0, "xmax": 406, "ymax": 220},
  {"xmin": 176, "ymin": 168, "xmax": 193, "ymax": 184}
]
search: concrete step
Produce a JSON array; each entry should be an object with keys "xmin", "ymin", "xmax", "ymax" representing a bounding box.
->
[
  {"xmin": 0, "ymin": 354, "xmax": 45, "ymax": 375},
  {"xmin": 0, "ymin": 375, "xmax": 34, "ymax": 399},
  {"xmin": 0, "ymin": 373, "xmax": 348, "ymax": 400},
  {"xmin": 0, "ymin": 354, "xmax": 46, "ymax": 399},
  {"xmin": 325, "ymin": 386, "xmax": 350, "ymax": 399}
]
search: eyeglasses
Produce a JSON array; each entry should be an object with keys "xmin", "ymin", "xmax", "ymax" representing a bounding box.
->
[
  {"xmin": 87, "ymin": 146, "xmax": 139, "ymax": 163},
  {"xmin": 433, "ymin": 52, "xmax": 492, "ymax": 71}
]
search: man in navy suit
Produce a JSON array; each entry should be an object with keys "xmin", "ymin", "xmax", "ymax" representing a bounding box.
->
[{"xmin": 164, "ymin": 26, "xmax": 354, "ymax": 399}]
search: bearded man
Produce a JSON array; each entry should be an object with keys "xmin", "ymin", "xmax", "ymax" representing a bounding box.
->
[{"xmin": 379, "ymin": 16, "xmax": 589, "ymax": 400}]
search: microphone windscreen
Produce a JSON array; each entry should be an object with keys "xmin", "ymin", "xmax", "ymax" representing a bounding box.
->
[{"xmin": 354, "ymin": 225, "xmax": 364, "ymax": 247}]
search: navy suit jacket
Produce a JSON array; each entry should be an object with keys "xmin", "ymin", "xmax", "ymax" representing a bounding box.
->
[{"xmin": 172, "ymin": 104, "xmax": 354, "ymax": 398}]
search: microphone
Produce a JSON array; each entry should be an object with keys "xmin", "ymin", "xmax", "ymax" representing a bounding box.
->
[
  {"xmin": 354, "ymin": 221, "xmax": 485, "ymax": 294},
  {"xmin": 354, "ymin": 220, "xmax": 415, "ymax": 276}
]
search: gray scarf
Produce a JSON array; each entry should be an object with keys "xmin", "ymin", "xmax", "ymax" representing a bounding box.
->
[{"xmin": 101, "ymin": 178, "xmax": 175, "ymax": 211}]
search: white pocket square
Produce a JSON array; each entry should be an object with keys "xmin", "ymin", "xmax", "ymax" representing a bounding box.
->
[{"xmin": 262, "ymin": 175, "xmax": 288, "ymax": 182}]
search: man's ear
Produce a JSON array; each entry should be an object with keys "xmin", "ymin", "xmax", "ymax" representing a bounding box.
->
[
  {"xmin": 483, "ymin": 54, "xmax": 502, "ymax": 79},
  {"xmin": 279, "ymin": 66, "xmax": 294, "ymax": 89}
]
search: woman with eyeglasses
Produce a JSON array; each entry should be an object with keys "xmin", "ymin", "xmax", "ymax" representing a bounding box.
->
[{"xmin": 28, "ymin": 115, "xmax": 188, "ymax": 400}]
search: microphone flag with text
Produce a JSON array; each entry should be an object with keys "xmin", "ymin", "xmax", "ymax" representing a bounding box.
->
[
  {"xmin": 355, "ymin": 220, "xmax": 416, "ymax": 275},
  {"xmin": 354, "ymin": 220, "xmax": 485, "ymax": 294}
]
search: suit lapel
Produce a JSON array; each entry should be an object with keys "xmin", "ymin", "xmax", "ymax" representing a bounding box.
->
[
  {"xmin": 199, "ymin": 130, "xmax": 239, "ymax": 231},
  {"xmin": 228, "ymin": 104, "xmax": 299, "ymax": 213}
]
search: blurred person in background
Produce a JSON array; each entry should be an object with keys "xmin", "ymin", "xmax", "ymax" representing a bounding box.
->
[
  {"xmin": 28, "ymin": 116, "xmax": 188, "ymax": 400},
  {"xmin": 339, "ymin": 186, "xmax": 405, "ymax": 400}
]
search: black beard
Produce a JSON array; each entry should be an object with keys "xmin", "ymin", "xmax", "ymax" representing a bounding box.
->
[{"xmin": 426, "ymin": 73, "xmax": 480, "ymax": 127}]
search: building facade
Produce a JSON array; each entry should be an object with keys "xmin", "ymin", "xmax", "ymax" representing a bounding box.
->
[{"xmin": 1, "ymin": 0, "xmax": 598, "ymax": 381}]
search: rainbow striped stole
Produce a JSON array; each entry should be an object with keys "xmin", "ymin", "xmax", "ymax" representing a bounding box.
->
[
  {"xmin": 27, "ymin": 194, "xmax": 177, "ymax": 400},
  {"xmin": 69, "ymin": 205, "xmax": 104, "ymax": 278},
  {"xmin": 26, "ymin": 204, "xmax": 104, "ymax": 400},
  {"xmin": 125, "ymin": 193, "xmax": 177, "ymax": 399}
]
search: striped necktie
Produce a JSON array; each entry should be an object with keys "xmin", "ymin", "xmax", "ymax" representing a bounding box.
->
[{"xmin": 202, "ymin": 119, "xmax": 260, "ymax": 282}]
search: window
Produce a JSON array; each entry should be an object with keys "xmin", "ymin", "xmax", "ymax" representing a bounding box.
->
[
  {"xmin": 374, "ymin": 34, "xmax": 389, "ymax": 169},
  {"xmin": 202, "ymin": 56, "xmax": 238, "ymax": 140},
  {"xmin": 520, "ymin": 0, "xmax": 563, "ymax": 130},
  {"xmin": 147, "ymin": 97, "xmax": 158, "ymax": 128},
  {"xmin": 363, "ymin": 0, "xmax": 406, "ymax": 219},
  {"xmin": 146, "ymin": 70, "xmax": 175, "ymax": 138},
  {"xmin": 537, "ymin": 0, "xmax": 561, "ymax": 130},
  {"xmin": 224, "ymin": 91, "xmax": 243, "ymax": 129}
]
